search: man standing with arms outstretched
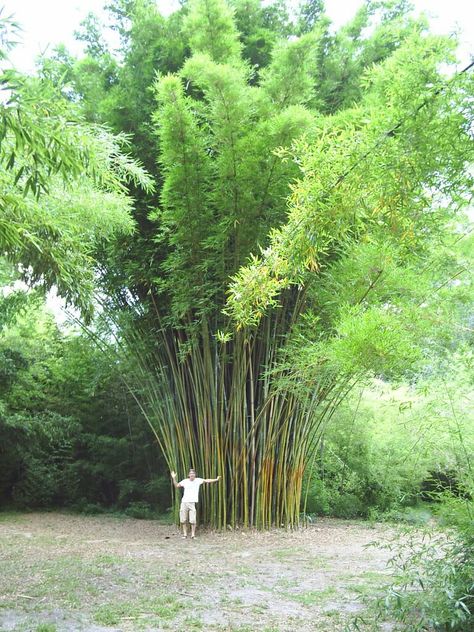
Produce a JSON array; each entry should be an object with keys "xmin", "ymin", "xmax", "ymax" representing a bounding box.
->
[{"xmin": 171, "ymin": 469, "xmax": 220, "ymax": 539}]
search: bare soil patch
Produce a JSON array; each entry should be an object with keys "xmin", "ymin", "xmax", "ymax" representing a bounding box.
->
[{"xmin": 0, "ymin": 512, "xmax": 396, "ymax": 631}]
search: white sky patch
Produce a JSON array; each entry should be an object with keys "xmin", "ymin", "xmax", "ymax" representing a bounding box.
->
[
  {"xmin": 45, "ymin": 287, "xmax": 79, "ymax": 328},
  {"xmin": 0, "ymin": 278, "xmax": 28, "ymax": 297},
  {"xmin": 0, "ymin": 280, "xmax": 78, "ymax": 328}
]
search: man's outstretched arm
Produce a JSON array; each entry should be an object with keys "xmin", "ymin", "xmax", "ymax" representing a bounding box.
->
[
  {"xmin": 203, "ymin": 476, "xmax": 221, "ymax": 483},
  {"xmin": 171, "ymin": 471, "xmax": 183, "ymax": 489}
]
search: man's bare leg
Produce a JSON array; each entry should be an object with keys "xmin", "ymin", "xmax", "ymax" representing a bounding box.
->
[
  {"xmin": 191, "ymin": 523, "xmax": 196, "ymax": 539},
  {"xmin": 181, "ymin": 523, "xmax": 188, "ymax": 538}
]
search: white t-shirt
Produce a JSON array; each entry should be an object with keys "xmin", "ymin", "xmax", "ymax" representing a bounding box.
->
[{"xmin": 179, "ymin": 477, "xmax": 204, "ymax": 503}]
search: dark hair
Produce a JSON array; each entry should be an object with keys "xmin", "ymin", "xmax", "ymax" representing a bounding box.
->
[{"xmin": 189, "ymin": 468, "xmax": 196, "ymax": 473}]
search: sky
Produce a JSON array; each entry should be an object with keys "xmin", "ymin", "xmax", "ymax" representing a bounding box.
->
[{"xmin": 3, "ymin": 0, "xmax": 474, "ymax": 74}]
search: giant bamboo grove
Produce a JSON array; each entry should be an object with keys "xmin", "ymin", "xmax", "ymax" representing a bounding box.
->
[
  {"xmin": 109, "ymin": 0, "xmax": 325, "ymax": 528},
  {"xmin": 89, "ymin": 0, "xmax": 474, "ymax": 528}
]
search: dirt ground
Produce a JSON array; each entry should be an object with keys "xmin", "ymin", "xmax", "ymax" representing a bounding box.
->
[{"xmin": 0, "ymin": 512, "xmax": 397, "ymax": 631}]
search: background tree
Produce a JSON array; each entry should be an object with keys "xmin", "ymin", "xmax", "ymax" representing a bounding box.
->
[{"xmin": 0, "ymin": 288, "xmax": 168, "ymax": 513}]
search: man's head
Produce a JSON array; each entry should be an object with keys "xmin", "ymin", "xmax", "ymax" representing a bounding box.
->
[{"xmin": 188, "ymin": 469, "xmax": 196, "ymax": 480}]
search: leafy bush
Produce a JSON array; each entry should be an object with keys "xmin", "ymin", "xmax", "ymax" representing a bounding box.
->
[
  {"xmin": 353, "ymin": 493, "xmax": 474, "ymax": 631},
  {"xmin": 71, "ymin": 500, "xmax": 106, "ymax": 515},
  {"xmin": 124, "ymin": 501, "xmax": 157, "ymax": 520},
  {"xmin": 435, "ymin": 494, "xmax": 474, "ymax": 530},
  {"xmin": 305, "ymin": 481, "xmax": 366, "ymax": 518},
  {"xmin": 12, "ymin": 457, "xmax": 61, "ymax": 508},
  {"xmin": 304, "ymin": 479, "xmax": 331, "ymax": 516},
  {"xmin": 303, "ymin": 356, "xmax": 474, "ymax": 522},
  {"xmin": 381, "ymin": 504, "xmax": 434, "ymax": 526},
  {"xmin": 144, "ymin": 476, "xmax": 171, "ymax": 512},
  {"xmin": 331, "ymin": 492, "xmax": 366, "ymax": 519},
  {"xmin": 302, "ymin": 411, "xmax": 415, "ymax": 520}
]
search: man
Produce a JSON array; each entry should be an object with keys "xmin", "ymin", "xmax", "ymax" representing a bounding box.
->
[{"xmin": 171, "ymin": 469, "xmax": 220, "ymax": 539}]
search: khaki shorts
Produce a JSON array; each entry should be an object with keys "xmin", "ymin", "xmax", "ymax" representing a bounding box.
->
[{"xmin": 180, "ymin": 501, "xmax": 197, "ymax": 524}]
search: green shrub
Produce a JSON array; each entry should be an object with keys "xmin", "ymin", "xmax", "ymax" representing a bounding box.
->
[
  {"xmin": 124, "ymin": 501, "xmax": 156, "ymax": 519},
  {"xmin": 117, "ymin": 478, "xmax": 141, "ymax": 508},
  {"xmin": 304, "ymin": 479, "xmax": 371, "ymax": 519},
  {"xmin": 304, "ymin": 479, "xmax": 331, "ymax": 515},
  {"xmin": 4, "ymin": 413, "xmax": 81, "ymax": 508},
  {"xmin": 435, "ymin": 493, "xmax": 474, "ymax": 530},
  {"xmin": 331, "ymin": 492, "xmax": 366, "ymax": 519},
  {"xmin": 73, "ymin": 501, "xmax": 106, "ymax": 515},
  {"xmin": 382, "ymin": 504, "xmax": 434, "ymax": 526},
  {"xmin": 355, "ymin": 494, "xmax": 474, "ymax": 631}
]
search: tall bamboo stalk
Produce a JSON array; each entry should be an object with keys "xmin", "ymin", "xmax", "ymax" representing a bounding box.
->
[{"xmin": 102, "ymin": 284, "xmax": 356, "ymax": 529}]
